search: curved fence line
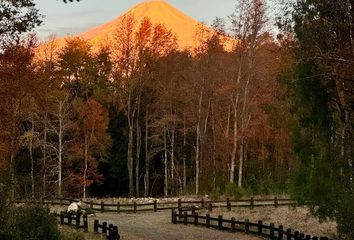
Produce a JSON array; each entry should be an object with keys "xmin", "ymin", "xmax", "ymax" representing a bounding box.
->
[
  {"xmin": 171, "ymin": 210, "xmax": 333, "ymax": 240},
  {"xmin": 15, "ymin": 196, "xmax": 296, "ymax": 213}
]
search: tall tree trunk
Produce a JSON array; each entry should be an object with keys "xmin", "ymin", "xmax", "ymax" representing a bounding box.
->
[
  {"xmin": 230, "ymin": 96, "xmax": 239, "ymax": 183},
  {"xmin": 127, "ymin": 93, "xmax": 135, "ymax": 196},
  {"xmin": 58, "ymin": 101, "xmax": 63, "ymax": 197},
  {"xmin": 183, "ymin": 117, "xmax": 187, "ymax": 191},
  {"xmin": 231, "ymin": 65, "xmax": 242, "ymax": 184},
  {"xmin": 226, "ymin": 104, "xmax": 231, "ymax": 139},
  {"xmin": 171, "ymin": 113, "xmax": 176, "ymax": 193},
  {"xmin": 30, "ymin": 119, "xmax": 34, "ymax": 199},
  {"xmin": 238, "ymin": 143, "xmax": 244, "ymax": 187},
  {"xmin": 238, "ymin": 75, "xmax": 251, "ymax": 187},
  {"xmin": 42, "ymin": 111, "xmax": 48, "ymax": 198},
  {"xmin": 144, "ymin": 109, "xmax": 149, "ymax": 197},
  {"xmin": 136, "ymin": 111, "xmax": 141, "ymax": 197},
  {"xmin": 212, "ymin": 105, "xmax": 216, "ymax": 188},
  {"xmin": 196, "ymin": 90, "xmax": 203, "ymax": 195},
  {"xmin": 83, "ymin": 134, "xmax": 88, "ymax": 199},
  {"xmin": 164, "ymin": 125, "xmax": 168, "ymax": 196}
]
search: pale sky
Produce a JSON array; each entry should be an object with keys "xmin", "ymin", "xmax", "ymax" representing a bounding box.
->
[{"xmin": 33, "ymin": 0, "xmax": 238, "ymax": 40}]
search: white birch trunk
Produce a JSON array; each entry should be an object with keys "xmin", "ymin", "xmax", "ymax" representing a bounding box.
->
[
  {"xmin": 237, "ymin": 143, "xmax": 244, "ymax": 187},
  {"xmin": 196, "ymin": 91, "xmax": 203, "ymax": 195}
]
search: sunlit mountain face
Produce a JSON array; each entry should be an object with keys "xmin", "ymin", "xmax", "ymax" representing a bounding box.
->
[{"xmin": 39, "ymin": 0, "xmax": 234, "ymax": 53}]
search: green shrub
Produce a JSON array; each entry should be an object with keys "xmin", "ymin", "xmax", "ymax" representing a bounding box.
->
[
  {"xmin": 0, "ymin": 201, "xmax": 61, "ymax": 240},
  {"xmin": 14, "ymin": 205, "xmax": 60, "ymax": 240},
  {"xmin": 0, "ymin": 199, "xmax": 14, "ymax": 240},
  {"xmin": 224, "ymin": 182, "xmax": 247, "ymax": 199},
  {"xmin": 210, "ymin": 186, "xmax": 222, "ymax": 200}
]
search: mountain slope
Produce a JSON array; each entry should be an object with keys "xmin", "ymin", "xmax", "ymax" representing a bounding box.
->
[
  {"xmin": 39, "ymin": 0, "xmax": 234, "ymax": 53},
  {"xmin": 79, "ymin": 0, "xmax": 206, "ymax": 49}
]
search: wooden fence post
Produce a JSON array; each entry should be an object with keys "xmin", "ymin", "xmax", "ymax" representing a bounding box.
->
[
  {"xmin": 171, "ymin": 209, "xmax": 176, "ymax": 224},
  {"xmin": 286, "ymin": 229, "xmax": 292, "ymax": 240},
  {"xmin": 102, "ymin": 222, "xmax": 107, "ymax": 235},
  {"xmin": 208, "ymin": 203, "xmax": 213, "ymax": 212},
  {"xmin": 218, "ymin": 215, "xmax": 223, "ymax": 230},
  {"xmin": 178, "ymin": 198, "xmax": 181, "ymax": 209},
  {"xmin": 245, "ymin": 219, "xmax": 250, "ymax": 234},
  {"xmin": 68, "ymin": 213, "xmax": 72, "ymax": 225},
  {"xmin": 83, "ymin": 214, "xmax": 88, "ymax": 232},
  {"xmin": 194, "ymin": 212, "xmax": 198, "ymax": 226},
  {"xmin": 154, "ymin": 200, "xmax": 157, "ymax": 212},
  {"xmin": 183, "ymin": 212, "xmax": 188, "ymax": 225},
  {"xmin": 191, "ymin": 205, "xmax": 196, "ymax": 215},
  {"xmin": 274, "ymin": 196, "xmax": 278, "ymax": 208},
  {"xmin": 270, "ymin": 223, "xmax": 275, "ymax": 239},
  {"xmin": 94, "ymin": 220, "xmax": 99, "ymax": 232},
  {"xmin": 201, "ymin": 198, "xmax": 205, "ymax": 208},
  {"xmin": 90, "ymin": 200, "xmax": 93, "ymax": 210},
  {"xmin": 75, "ymin": 213, "xmax": 80, "ymax": 229},
  {"xmin": 60, "ymin": 212, "xmax": 64, "ymax": 225},
  {"xmin": 250, "ymin": 197, "xmax": 254, "ymax": 209},
  {"xmin": 178, "ymin": 207, "xmax": 182, "ymax": 220},
  {"xmin": 226, "ymin": 198, "xmax": 231, "ymax": 211},
  {"xmin": 108, "ymin": 224, "xmax": 113, "ymax": 239},
  {"xmin": 279, "ymin": 225, "xmax": 284, "ymax": 239},
  {"xmin": 117, "ymin": 202, "xmax": 120, "ymax": 213},
  {"xmin": 101, "ymin": 201, "xmax": 104, "ymax": 212},
  {"xmin": 231, "ymin": 217, "xmax": 236, "ymax": 232},
  {"xmin": 113, "ymin": 226, "xmax": 119, "ymax": 240},
  {"xmin": 133, "ymin": 201, "xmax": 137, "ymax": 213},
  {"xmin": 258, "ymin": 220, "xmax": 263, "ymax": 236},
  {"xmin": 206, "ymin": 214, "xmax": 210, "ymax": 228}
]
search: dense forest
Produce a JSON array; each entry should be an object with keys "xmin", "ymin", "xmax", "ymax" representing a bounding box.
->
[{"xmin": 0, "ymin": 0, "xmax": 353, "ymax": 238}]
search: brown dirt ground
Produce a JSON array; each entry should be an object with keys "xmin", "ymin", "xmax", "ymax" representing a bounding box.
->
[
  {"xmin": 52, "ymin": 203, "xmax": 337, "ymax": 240},
  {"xmin": 87, "ymin": 212, "xmax": 263, "ymax": 240}
]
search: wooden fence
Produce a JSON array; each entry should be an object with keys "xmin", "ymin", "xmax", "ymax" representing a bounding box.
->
[
  {"xmin": 27, "ymin": 196, "xmax": 295, "ymax": 213},
  {"xmin": 54, "ymin": 212, "xmax": 120, "ymax": 240},
  {"xmin": 93, "ymin": 219, "xmax": 120, "ymax": 240},
  {"xmin": 171, "ymin": 210, "xmax": 333, "ymax": 240},
  {"xmin": 55, "ymin": 212, "xmax": 88, "ymax": 232}
]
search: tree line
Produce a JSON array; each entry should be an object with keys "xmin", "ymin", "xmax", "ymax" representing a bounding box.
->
[
  {"xmin": 0, "ymin": 0, "xmax": 353, "ymax": 238},
  {"xmin": 0, "ymin": 0, "xmax": 293, "ymax": 199}
]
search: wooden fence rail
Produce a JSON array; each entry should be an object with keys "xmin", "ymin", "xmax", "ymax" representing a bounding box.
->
[
  {"xmin": 19, "ymin": 196, "xmax": 295, "ymax": 213},
  {"xmin": 171, "ymin": 210, "xmax": 333, "ymax": 240},
  {"xmin": 94, "ymin": 219, "xmax": 120, "ymax": 240}
]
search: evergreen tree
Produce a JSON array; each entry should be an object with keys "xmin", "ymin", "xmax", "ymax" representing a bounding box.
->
[{"xmin": 286, "ymin": 0, "xmax": 354, "ymax": 238}]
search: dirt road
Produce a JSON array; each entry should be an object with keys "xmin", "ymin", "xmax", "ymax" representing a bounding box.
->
[{"xmin": 88, "ymin": 212, "xmax": 262, "ymax": 240}]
